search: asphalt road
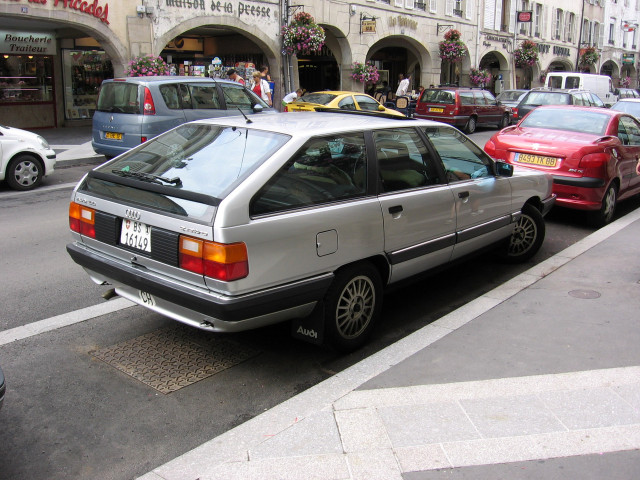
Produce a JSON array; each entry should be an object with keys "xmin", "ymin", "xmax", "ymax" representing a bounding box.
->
[{"xmin": 1, "ymin": 128, "xmax": 638, "ymax": 480}]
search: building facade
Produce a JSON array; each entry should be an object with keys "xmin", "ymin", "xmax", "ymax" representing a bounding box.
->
[{"xmin": 0, "ymin": 0, "xmax": 637, "ymax": 129}]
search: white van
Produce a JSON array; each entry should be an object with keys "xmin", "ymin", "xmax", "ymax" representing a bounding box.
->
[{"xmin": 545, "ymin": 73, "xmax": 617, "ymax": 106}]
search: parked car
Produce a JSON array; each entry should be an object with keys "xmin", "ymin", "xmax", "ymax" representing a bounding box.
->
[
  {"xmin": 413, "ymin": 87, "xmax": 511, "ymax": 134},
  {"xmin": 92, "ymin": 76, "xmax": 272, "ymax": 159},
  {"xmin": 0, "ymin": 124, "xmax": 57, "ymax": 191},
  {"xmin": 286, "ymin": 91, "xmax": 405, "ymax": 116},
  {"xmin": 496, "ymin": 89, "xmax": 529, "ymax": 123},
  {"xmin": 545, "ymin": 72, "xmax": 617, "ymax": 106},
  {"xmin": 484, "ymin": 105, "xmax": 640, "ymax": 226},
  {"xmin": 511, "ymin": 88, "xmax": 604, "ymax": 124},
  {"xmin": 610, "ymin": 98, "xmax": 640, "ymax": 120},
  {"xmin": 68, "ymin": 111, "xmax": 554, "ymax": 352},
  {"xmin": 615, "ymin": 88, "xmax": 640, "ymax": 99}
]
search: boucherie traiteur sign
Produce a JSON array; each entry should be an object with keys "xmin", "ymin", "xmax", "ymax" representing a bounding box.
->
[
  {"xmin": 0, "ymin": 30, "xmax": 57, "ymax": 54},
  {"xmin": 1, "ymin": 0, "xmax": 110, "ymax": 25}
]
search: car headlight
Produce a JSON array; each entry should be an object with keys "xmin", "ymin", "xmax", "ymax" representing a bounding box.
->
[{"xmin": 36, "ymin": 135, "xmax": 50, "ymax": 150}]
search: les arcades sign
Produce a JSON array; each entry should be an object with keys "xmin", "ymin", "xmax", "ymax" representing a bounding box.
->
[{"xmin": 1, "ymin": 0, "xmax": 110, "ymax": 25}]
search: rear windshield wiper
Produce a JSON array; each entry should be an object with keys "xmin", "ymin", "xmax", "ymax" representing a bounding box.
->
[{"xmin": 111, "ymin": 169, "xmax": 182, "ymax": 186}]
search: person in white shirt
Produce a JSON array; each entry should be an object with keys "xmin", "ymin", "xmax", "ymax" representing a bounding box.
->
[
  {"xmin": 396, "ymin": 73, "xmax": 410, "ymax": 97},
  {"xmin": 250, "ymin": 71, "xmax": 272, "ymax": 106},
  {"xmin": 282, "ymin": 88, "xmax": 303, "ymax": 108}
]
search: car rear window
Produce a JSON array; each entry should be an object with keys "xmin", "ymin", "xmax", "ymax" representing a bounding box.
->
[
  {"xmin": 84, "ymin": 124, "xmax": 290, "ymax": 220},
  {"xmin": 497, "ymin": 91, "xmax": 526, "ymax": 102},
  {"xmin": 96, "ymin": 82, "xmax": 140, "ymax": 114},
  {"xmin": 297, "ymin": 93, "xmax": 338, "ymax": 105},
  {"xmin": 419, "ymin": 89, "xmax": 455, "ymax": 105},
  {"xmin": 520, "ymin": 108, "xmax": 609, "ymax": 135}
]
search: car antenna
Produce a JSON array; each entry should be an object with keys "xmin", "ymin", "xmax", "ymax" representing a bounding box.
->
[{"xmin": 237, "ymin": 107, "xmax": 253, "ymax": 124}]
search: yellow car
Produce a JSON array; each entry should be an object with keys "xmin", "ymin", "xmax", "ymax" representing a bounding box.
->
[{"xmin": 286, "ymin": 91, "xmax": 405, "ymax": 117}]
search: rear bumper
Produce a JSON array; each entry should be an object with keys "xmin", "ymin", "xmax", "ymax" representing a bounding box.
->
[
  {"xmin": 91, "ymin": 141, "xmax": 129, "ymax": 158},
  {"xmin": 552, "ymin": 175, "xmax": 607, "ymax": 211},
  {"xmin": 67, "ymin": 242, "xmax": 333, "ymax": 332},
  {"xmin": 414, "ymin": 113, "xmax": 467, "ymax": 127}
]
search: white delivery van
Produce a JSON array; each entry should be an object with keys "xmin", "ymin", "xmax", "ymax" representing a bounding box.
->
[{"xmin": 545, "ymin": 73, "xmax": 617, "ymax": 106}]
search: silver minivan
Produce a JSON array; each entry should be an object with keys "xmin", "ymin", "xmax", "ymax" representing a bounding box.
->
[
  {"xmin": 92, "ymin": 76, "xmax": 271, "ymax": 158},
  {"xmin": 70, "ymin": 111, "xmax": 554, "ymax": 351}
]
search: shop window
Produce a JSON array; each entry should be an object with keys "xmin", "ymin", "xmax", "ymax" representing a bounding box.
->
[
  {"xmin": 62, "ymin": 50, "xmax": 113, "ymax": 120},
  {"xmin": 0, "ymin": 55, "xmax": 54, "ymax": 104}
]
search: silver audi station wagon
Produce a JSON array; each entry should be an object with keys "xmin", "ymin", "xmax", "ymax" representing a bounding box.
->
[{"xmin": 68, "ymin": 111, "xmax": 554, "ymax": 351}]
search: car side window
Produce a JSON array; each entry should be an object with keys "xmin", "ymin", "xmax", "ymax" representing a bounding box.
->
[
  {"xmin": 460, "ymin": 91, "xmax": 474, "ymax": 105},
  {"xmin": 251, "ymin": 133, "xmax": 367, "ymax": 215},
  {"xmin": 421, "ymin": 126, "xmax": 492, "ymax": 182},
  {"xmin": 188, "ymin": 85, "xmax": 221, "ymax": 109},
  {"xmin": 179, "ymin": 84, "xmax": 193, "ymax": 109},
  {"xmin": 220, "ymin": 84, "xmax": 254, "ymax": 109},
  {"xmin": 619, "ymin": 117, "xmax": 640, "ymax": 145},
  {"xmin": 373, "ymin": 128, "xmax": 442, "ymax": 193},
  {"xmin": 355, "ymin": 95, "xmax": 381, "ymax": 111},
  {"xmin": 159, "ymin": 84, "xmax": 181, "ymax": 110},
  {"xmin": 339, "ymin": 96, "xmax": 357, "ymax": 110},
  {"xmin": 473, "ymin": 91, "xmax": 487, "ymax": 105},
  {"xmin": 483, "ymin": 91, "xmax": 497, "ymax": 105}
]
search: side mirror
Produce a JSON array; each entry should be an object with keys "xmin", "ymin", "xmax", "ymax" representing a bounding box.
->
[
  {"xmin": 253, "ymin": 104, "xmax": 264, "ymax": 113},
  {"xmin": 495, "ymin": 161, "xmax": 513, "ymax": 177}
]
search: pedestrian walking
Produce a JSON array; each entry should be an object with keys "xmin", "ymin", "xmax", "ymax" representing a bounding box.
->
[{"xmin": 250, "ymin": 71, "xmax": 272, "ymax": 106}]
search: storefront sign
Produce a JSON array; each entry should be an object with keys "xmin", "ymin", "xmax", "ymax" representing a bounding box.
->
[
  {"xmin": 0, "ymin": 0, "xmax": 110, "ymax": 25},
  {"xmin": 388, "ymin": 16, "xmax": 417, "ymax": 30},
  {"xmin": 517, "ymin": 11, "xmax": 532, "ymax": 22},
  {"xmin": 0, "ymin": 30, "xmax": 56, "ymax": 54},
  {"xmin": 538, "ymin": 43, "xmax": 550, "ymax": 54},
  {"xmin": 622, "ymin": 53, "xmax": 635, "ymax": 65},
  {"xmin": 164, "ymin": 0, "xmax": 272, "ymax": 18},
  {"xmin": 361, "ymin": 20, "xmax": 376, "ymax": 33},
  {"xmin": 553, "ymin": 46, "xmax": 570, "ymax": 57}
]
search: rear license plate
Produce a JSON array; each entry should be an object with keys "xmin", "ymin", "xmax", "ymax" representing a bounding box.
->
[
  {"xmin": 139, "ymin": 291, "xmax": 156, "ymax": 307},
  {"xmin": 515, "ymin": 153, "xmax": 558, "ymax": 167},
  {"xmin": 105, "ymin": 132, "xmax": 123, "ymax": 140},
  {"xmin": 120, "ymin": 219, "xmax": 151, "ymax": 252},
  {"xmin": 429, "ymin": 107, "xmax": 444, "ymax": 113}
]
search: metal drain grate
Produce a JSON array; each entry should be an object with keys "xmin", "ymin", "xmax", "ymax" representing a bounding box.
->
[{"xmin": 91, "ymin": 325, "xmax": 261, "ymax": 394}]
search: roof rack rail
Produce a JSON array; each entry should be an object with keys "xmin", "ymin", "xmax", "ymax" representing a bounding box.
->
[{"xmin": 313, "ymin": 108, "xmax": 414, "ymax": 120}]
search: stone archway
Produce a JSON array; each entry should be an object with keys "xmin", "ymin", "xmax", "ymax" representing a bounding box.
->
[
  {"xmin": 479, "ymin": 51, "xmax": 510, "ymax": 94},
  {"xmin": 600, "ymin": 59, "xmax": 620, "ymax": 85}
]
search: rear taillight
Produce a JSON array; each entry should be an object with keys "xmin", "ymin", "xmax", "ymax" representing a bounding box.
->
[
  {"xmin": 484, "ymin": 139, "xmax": 496, "ymax": 156},
  {"xmin": 511, "ymin": 108, "xmax": 518, "ymax": 120},
  {"xmin": 69, "ymin": 202, "xmax": 96, "ymax": 238},
  {"xmin": 579, "ymin": 153, "xmax": 610, "ymax": 168},
  {"xmin": 179, "ymin": 236, "xmax": 248, "ymax": 281},
  {"xmin": 141, "ymin": 136, "xmax": 147, "ymax": 143},
  {"xmin": 143, "ymin": 87, "xmax": 155, "ymax": 115}
]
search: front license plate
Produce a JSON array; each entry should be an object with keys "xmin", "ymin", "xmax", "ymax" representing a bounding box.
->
[
  {"xmin": 515, "ymin": 153, "xmax": 558, "ymax": 167},
  {"xmin": 105, "ymin": 132, "xmax": 123, "ymax": 140},
  {"xmin": 429, "ymin": 107, "xmax": 444, "ymax": 113},
  {"xmin": 120, "ymin": 219, "xmax": 151, "ymax": 252},
  {"xmin": 139, "ymin": 291, "xmax": 156, "ymax": 307}
]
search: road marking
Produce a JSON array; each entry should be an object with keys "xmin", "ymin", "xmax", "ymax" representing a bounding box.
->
[{"xmin": 0, "ymin": 298, "xmax": 134, "ymax": 346}]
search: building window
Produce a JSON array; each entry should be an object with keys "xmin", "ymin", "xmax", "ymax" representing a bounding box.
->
[
  {"xmin": 566, "ymin": 13, "xmax": 575, "ymax": 43},
  {"xmin": 609, "ymin": 21, "xmax": 615, "ymax": 45},
  {"xmin": 520, "ymin": 0, "xmax": 531, "ymax": 35},
  {"xmin": 534, "ymin": 3, "xmax": 542, "ymax": 37},
  {"xmin": 554, "ymin": 9, "xmax": 564, "ymax": 40},
  {"xmin": 0, "ymin": 55, "xmax": 54, "ymax": 104}
]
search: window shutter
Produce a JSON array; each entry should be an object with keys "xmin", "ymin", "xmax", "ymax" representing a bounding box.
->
[
  {"xmin": 395, "ymin": 0, "xmax": 404, "ymax": 7},
  {"xmin": 484, "ymin": 0, "xmax": 496, "ymax": 30},
  {"xmin": 405, "ymin": 0, "xmax": 415, "ymax": 9},
  {"xmin": 446, "ymin": 0, "xmax": 454, "ymax": 16},
  {"xmin": 494, "ymin": 0, "xmax": 502, "ymax": 31},
  {"xmin": 508, "ymin": 0, "xmax": 516, "ymax": 33},
  {"xmin": 430, "ymin": 0, "xmax": 437, "ymax": 14},
  {"xmin": 466, "ymin": 0, "xmax": 473, "ymax": 20},
  {"xmin": 598, "ymin": 23, "xmax": 605, "ymax": 47}
]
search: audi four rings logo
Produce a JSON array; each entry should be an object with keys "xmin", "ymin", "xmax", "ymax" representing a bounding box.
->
[{"xmin": 125, "ymin": 209, "xmax": 141, "ymax": 220}]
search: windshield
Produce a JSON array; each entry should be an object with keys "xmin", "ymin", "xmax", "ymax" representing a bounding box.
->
[
  {"xmin": 520, "ymin": 108, "xmax": 609, "ymax": 135},
  {"xmin": 497, "ymin": 91, "xmax": 526, "ymax": 102},
  {"xmin": 86, "ymin": 124, "xmax": 290, "ymax": 220},
  {"xmin": 522, "ymin": 92, "xmax": 571, "ymax": 106},
  {"xmin": 611, "ymin": 101, "xmax": 640, "ymax": 117},
  {"xmin": 296, "ymin": 93, "xmax": 337, "ymax": 105},
  {"xmin": 96, "ymin": 82, "xmax": 140, "ymax": 114}
]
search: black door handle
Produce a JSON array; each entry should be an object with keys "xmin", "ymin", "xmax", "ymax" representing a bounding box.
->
[
  {"xmin": 388, "ymin": 205, "xmax": 403, "ymax": 214},
  {"xmin": 458, "ymin": 191, "xmax": 470, "ymax": 198}
]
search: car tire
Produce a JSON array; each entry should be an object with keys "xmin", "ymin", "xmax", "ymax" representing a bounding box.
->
[
  {"xmin": 498, "ymin": 114, "xmax": 509, "ymax": 129},
  {"xmin": 464, "ymin": 116, "xmax": 477, "ymax": 134},
  {"xmin": 499, "ymin": 204, "xmax": 545, "ymax": 263},
  {"xmin": 589, "ymin": 182, "xmax": 617, "ymax": 228},
  {"xmin": 6, "ymin": 154, "xmax": 43, "ymax": 191},
  {"xmin": 323, "ymin": 263, "xmax": 382, "ymax": 352}
]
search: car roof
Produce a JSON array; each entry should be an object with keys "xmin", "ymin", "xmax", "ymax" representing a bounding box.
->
[
  {"xmin": 614, "ymin": 98, "xmax": 640, "ymax": 103},
  {"xmin": 305, "ymin": 91, "xmax": 369, "ymax": 96},
  {"xmin": 526, "ymin": 105, "xmax": 619, "ymax": 116},
  {"xmin": 103, "ymin": 76, "xmax": 236, "ymax": 85},
  {"xmin": 187, "ymin": 111, "xmax": 437, "ymax": 136}
]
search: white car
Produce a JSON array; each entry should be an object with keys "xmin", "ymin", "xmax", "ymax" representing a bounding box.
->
[{"xmin": 1, "ymin": 125, "xmax": 57, "ymax": 191}]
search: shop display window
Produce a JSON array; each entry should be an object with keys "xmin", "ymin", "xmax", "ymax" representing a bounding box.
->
[
  {"xmin": 62, "ymin": 50, "xmax": 113, "ymax": 120},
  {"xmin": 0, "ymin": 55, "xmax": 54, "ymax": 103}
]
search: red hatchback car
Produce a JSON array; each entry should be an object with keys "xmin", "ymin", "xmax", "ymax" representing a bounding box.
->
[{"xmin": 484, "ymin": 105, "xmax": 640, "ymax": 226}]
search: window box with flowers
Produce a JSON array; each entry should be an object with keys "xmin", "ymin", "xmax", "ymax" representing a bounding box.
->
[
  {"xmin": 281, "ymin": 12, "xmax": 326, "ymax": 56},
  {"xmin": 351, "ymin": 62, "xmax": 380, "ymax": 84},
  {"xmin": 579, "ymin": 46, "xmax": 600, "ymax": 68},
  {"xmin": 469, "ymin": 67, "xmax": 492, "ymax": 87},
  {"xmin": 514, "ymin": 40, "xmax": 539, "ymax": 68},
  {"xmin": 438, "ymin": 29, "xmax": 468, "ymax": 63},
  {"xmin": 125, "ymin": 55, "xmax": 170, "ymax": 77}
]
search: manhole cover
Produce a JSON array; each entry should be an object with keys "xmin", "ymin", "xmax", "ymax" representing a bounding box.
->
[
  {"xmin": 568, "ymin": 289, "xmax": 601, "ymax": 299},
  {"xmin": 91, "ymin": 325, "xmax": 261, "ymax": 394}
]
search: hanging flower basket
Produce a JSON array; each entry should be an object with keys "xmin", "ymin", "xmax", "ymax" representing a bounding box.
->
[
  {"xmin": 579, "ymin": 46, "xmax": 600, "ymax": 67},
  {"xmin": 438, "ymin": 29, "xmax": 468, "ymax": 63},
  {"xmin": 469, "ymin": 67, "xmax": 492, "ymax": 87},
  {"xmin": 125, "ymin": 54, "xmax": 170, "ymax": 77},
  {"xmin": 539, "ymin": 68, "xmax": 549, "ymax": 84},
  {"xmin": 351, "ymin": 62, "xmax": 380, "ymax": 84},
  {"xmin": 281, "ymin": 12, "xmax": 326, "ymax": 56},
  {"xmin": 514, "ymin": 40, "xmax": 539, "ymax": 68},
  {"xmin": 620, "ymin": 76, "xmax": 631, "ymax": 88}
]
